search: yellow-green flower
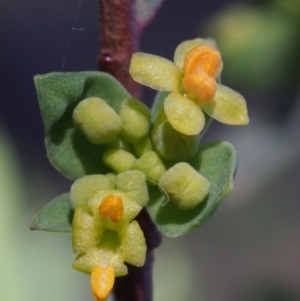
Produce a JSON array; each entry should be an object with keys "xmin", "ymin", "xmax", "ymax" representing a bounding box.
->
[
  {"xmin": 70, "ymin": 172, "xmax": 149, "ymax": 300},
  {"xmin": 72, "ymin": 189, "xmax": 146, "ymax": 300},
  {"xmin": 129, "ymin": 38, "xmax": 249, "ymax": 135}
]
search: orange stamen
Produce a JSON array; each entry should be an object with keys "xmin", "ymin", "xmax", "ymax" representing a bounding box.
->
[
  {"xmin": 182, "ymin": 45, "xmax": 221, "ymax": 103},
  {"xmin": 182, "ymin": 73, "xmax": 217, "ymax": 104},
  {"xmin": 91, "ymin": 265, "xmax": 115, "ymax": 301},
  {"xmin": 184, "ymin": 45, "xmax": 222, "ymax": 78},
  {"xmin": 99, "ymin": 195, "xmax": 124, "ymax": 223}
]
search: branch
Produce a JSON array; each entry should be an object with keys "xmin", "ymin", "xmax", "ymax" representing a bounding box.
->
[
  {"xmin": 98, "ymin": 0, "xmax": 141, "ymax": 98},
  {"xmin": 97, "ymin": 1, "xmax": 162, "ymax": 300}
]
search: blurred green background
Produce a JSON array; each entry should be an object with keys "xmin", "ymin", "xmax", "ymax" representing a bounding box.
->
[{"xmin": 1, "ymin": 0, "xmax": 300, "ymax": 300}]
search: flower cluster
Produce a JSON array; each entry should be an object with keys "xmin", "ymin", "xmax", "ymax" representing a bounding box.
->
[
  {"xmin": 70, "ymin": 97, "xmax": 211, "ymax": 299},
  {"xmin": 66, "ymin": 38, "xmax": 249, "ymax": 300}
]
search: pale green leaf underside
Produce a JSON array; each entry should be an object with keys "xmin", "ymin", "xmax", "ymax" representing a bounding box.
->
[
  {"xmin": 30, "ymin": 193, "xmax": 73, "ymax": 232},
  {"xmin": 147, "ymin": 141, "xmax": 236, "ymax": 237}
]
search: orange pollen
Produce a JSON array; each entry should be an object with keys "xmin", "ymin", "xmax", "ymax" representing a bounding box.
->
[
  {"xmin": 182, "ymin": 45, "xmax": 222, "ymax": 103},
  {"xmin": 184, "ymin": 45, "xmax": 222, "ymax": 78},
  {"xmin": 91, "ymin": 265, "xmax": 115, "ymax": 301},
  {"xmin": 182, "ymin": 73, "xmax": 217, "ymax": 104},
  {"xmin": 99, "ymin": 195, "xmax": 124, "ymax": 223}
]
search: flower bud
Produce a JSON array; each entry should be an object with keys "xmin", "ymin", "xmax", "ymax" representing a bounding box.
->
[
  {"xmin": 135, "ymin": 151, "xmax": 166, "ymax": 183},
  {"xmin": 133, "ymin": 136, "xmax": 153, "ymax": 157},
  {"xmin": 70, "ymin": 174, "xmax": 116, "ymax": 208},
  {"xmin": 158, "ymin": 162, "xmax": 210, "ymax": 210},
  {"xmin": 155, "ymin": 121, "xmax": 199, "ymax": 161},
  {"xmin": 103, "ymin": 149, "xmax": 136, "ymax": 173},
  {"xmin": 73, "ymin": 97, "xmax": 121, "ymax": 144},
  {"xmin": 119, "ymin": 98, "xmax": 151, "ymax": 142},
  {"xmin": 116, "ymin": 170, "xmax": 149, "ymax": 206}
]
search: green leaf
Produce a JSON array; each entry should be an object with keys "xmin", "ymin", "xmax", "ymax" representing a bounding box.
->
[
  {"xmin": 136, "ymin": 0, "xmax": 165, "ymax": 29},
  {"xmin": 34, "ymin": 72, "xmax": 131, "ymax": 180},
  {"xmin": 30, "ymin": 193, "xmax": 73, "ymax": 232},
  {"xmin": 147, "ymin": 141, "xmax": 237, "ymax": 237}
]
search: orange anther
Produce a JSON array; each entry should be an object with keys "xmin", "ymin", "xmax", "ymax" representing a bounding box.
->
[
  {"xmin": 182, "ymin": 73, "xmax": 217, "ymax": 104},
  {"xmin": 91, "ymin": 265, "xmax": 115, "ymax": 301},
  {"xmin": 184, "ymin": 45, "xmax": 222, "ymax": 78},
  {"xmin": 99, "ymin": 195, "xmax": 124, "ymax": 223},
  {"xmin": 182, "ymin": 45, "xmax": 221, "ymax": 103}
]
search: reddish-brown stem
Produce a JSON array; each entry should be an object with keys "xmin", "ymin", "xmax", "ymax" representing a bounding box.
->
[
  {"xmin": 97, "ymin": 1, "xmax": 162, "ymax": 301},
  {"xmin": 98, "ymin": 0, "xmax": 141, "ymax": 98}
]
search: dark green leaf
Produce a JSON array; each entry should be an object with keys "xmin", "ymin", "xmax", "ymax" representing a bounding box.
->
[
  {"xmin": 34, "ymin": 72, "xmax": 131, "ymax": 180},
  {"xmin": 147, "ymin": 141, "xmax": 237, "ymax": 237},
  {"xmin": 30, "ymin": 193, "xmax": 73, "ymax": 232}
]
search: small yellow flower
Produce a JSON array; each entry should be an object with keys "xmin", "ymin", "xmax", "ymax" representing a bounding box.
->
[
  {"xmin": 129, "ymin": 38, "xmax": 249, "ymax": 135},
  {"xmin": 71, "ymin": 189, "xmax": 147, "ymax": 299}
]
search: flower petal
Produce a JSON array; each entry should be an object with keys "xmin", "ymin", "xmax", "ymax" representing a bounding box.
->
[
  {"xmin": 120, "ymin": 220, "xmax": 146, "ymax": 267},
  {"xmin": 201, "ymin": 84, "xmax": 249, "ymax": 125},
  {"xmin": 129, "ymin": 52, "xmax": 181, "ymax": 92},
  {"xmin": 174, "ymin": 38, "xmax": 217, "ymax": 69},
  {"xmin": 164, "ymin": 92, "xmax": 205, "ymax": 135}
]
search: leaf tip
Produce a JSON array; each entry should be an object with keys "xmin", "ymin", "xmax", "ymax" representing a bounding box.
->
[{"xmin": 29, "ymin": 223, "xmax": 37, "ymax": 231}]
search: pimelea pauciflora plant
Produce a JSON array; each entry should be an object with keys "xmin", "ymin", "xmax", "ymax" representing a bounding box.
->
[{"xmin": 31, "ymin": 37, "xmax": 248, "ymax": 300}]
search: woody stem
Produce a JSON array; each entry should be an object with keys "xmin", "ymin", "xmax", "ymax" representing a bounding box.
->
[
  {"xmin": 97, "ymin": 0, "xmax": 141, "ymax": 98},
  {"xmin": 97, "ymin": 1, "xmax": 162, "ymax": 301}
]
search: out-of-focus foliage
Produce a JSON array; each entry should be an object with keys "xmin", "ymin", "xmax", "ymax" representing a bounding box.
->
[
  {"xmin": 205, "ymin": 1, "xmax": 300, "ymax": 91},
  {"xmin": 0, "ymin": 127, "xmax": 90, "ymax": 300},
  {"xmin": 0, "ymin": 129, "xmax": 24, "ymax": 300}
]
